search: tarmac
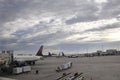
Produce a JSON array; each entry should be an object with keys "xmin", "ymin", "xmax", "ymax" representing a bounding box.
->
[{"xmin": 2, "ymin": 56, "xmax": 120, "ymax": 80}]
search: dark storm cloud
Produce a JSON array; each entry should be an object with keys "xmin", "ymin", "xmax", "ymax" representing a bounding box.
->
[
  {"xmin": 29, "ymin": 30, "xmax": 70, "ymax": 45},
  {"xmin": 0, "ymin": 37, "xmax": 17, "ymax": 44},
  {"xmin": 65, "ymin": 3, "xmax": 100, "ymax": 24},
  {"xmin": 0, "ymin": 37, "xmax": 18, "ymax": 50},
  {"xmin": 0, "ymin": 0, "xmax": 31, "ymax": 25},
  {"xmin": 13, "ymin": 28, "xmax": 33, "ymax": 37},
  {"xmin": 65, "ymin": 0, "xmax": 120, "ymax": 25},
  {"xmin": 12, "ymin": 21, "xmax": 70, "ymax": 47},
  {"xmin": 0, "ymin": 0, "xmax": 100, "ymax": 25},
  {"xmin": 65, "ymin": 1, "xmax": 99, "ymax": 24},
  {"xmin": 65, "ymin": 15, "xmax": 98, "ymax": 24},
  {"xmin": 100, "ymin": 0, "xmax": 120, "ymax": 18},
  {"xmin": 0, "ymin": 0, "xmax": 119, "ymax": 25},
  {"xmin": 84, "ymin": 23, "xmax": 120, "ymax": 32}
]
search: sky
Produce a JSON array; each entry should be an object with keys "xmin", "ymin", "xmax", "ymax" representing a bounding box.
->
[{"xmin": 0, "ymin": 0, "xmax": 120, "ymax": 54}]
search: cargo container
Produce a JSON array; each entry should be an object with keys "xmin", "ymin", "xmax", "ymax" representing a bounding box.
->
[
  {"xmin": 13, "ymin": 67, "xmax": 23, "ymax": 74},
  {"xmin": 22, "ymin": 66, "xmax": 31, "ymax": 72}
]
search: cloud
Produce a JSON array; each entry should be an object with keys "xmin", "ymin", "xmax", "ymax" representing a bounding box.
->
[
  {"xmin": 84, "ymin": 22, "xmax": 120, "ymax": 32},
  {"xmin": 100, "ymin": 0, "xmax": 120, "ymax": 18},
  {"xmin": 0, "ymin": 0, "xmax": 120, "ymax": 54},
  {"xmin": 65, "ymin": 15, "xmax": 98, "ymax": 24}
]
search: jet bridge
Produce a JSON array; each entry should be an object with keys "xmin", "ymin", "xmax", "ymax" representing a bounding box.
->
[
  {"xmin": 0, "ymin": 50, "xmax": 31, "ymax": 74},
  {"xmin": 0, "ymin": 50, "xmax": 13, "ymax": 67}
]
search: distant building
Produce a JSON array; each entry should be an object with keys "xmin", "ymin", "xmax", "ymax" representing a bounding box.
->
[
  {"xmin": 106, "ymin": 49, "xmax": 117, "ymax": 55},
  {"xmin": 96, "ymin": 50, "xmax": 103, "ymax": 56},
  {"xmin": 117, "ymin": 51, "xmax": 120, "ymax": 55},
  {"xmin": 82, "ymin": 49, "xmax": 120, "ymax": 57}
]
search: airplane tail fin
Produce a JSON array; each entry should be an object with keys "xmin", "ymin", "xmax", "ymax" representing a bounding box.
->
[{"xmin": 36, "ymin": 45, "xmax": 43, "ymax": 56}]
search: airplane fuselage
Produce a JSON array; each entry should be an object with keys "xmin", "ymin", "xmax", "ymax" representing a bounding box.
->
[{"xmin": 14, "ymin": 56, "xmax": 41, "ymax": 62}]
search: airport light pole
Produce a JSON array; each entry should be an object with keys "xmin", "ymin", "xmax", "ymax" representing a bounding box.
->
[
  {"xmin": 86, "ymin": 44, "xmax": 88, "ymax": 54},
  {"xmin": 101, "ymin": 44, "xmax": 104, "ymax": 52}
]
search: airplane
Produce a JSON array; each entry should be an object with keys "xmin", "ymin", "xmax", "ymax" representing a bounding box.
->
[
  {"xmin": 56, "ymin": 52, "xmax": 66, "ymax": 58},
  {"xmin": 66, "ymin": 54, "xmax": 79, "ymax": 58},
  {"xmin": 67, "ymin": 55, "xmax": 79, "ymax": 58},
  {"xmin": 13, "ymin": 45, "xmax": 44, "ymax": 65}
]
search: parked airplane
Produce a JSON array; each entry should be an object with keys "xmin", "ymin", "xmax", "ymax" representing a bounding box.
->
[
  {"xmin": 13, "ymin": 45, "xmax": 44, "ymax": 65},
  {"xmin": 67, "ymin": 55, "xmax": 79, "ymax": 58}
]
